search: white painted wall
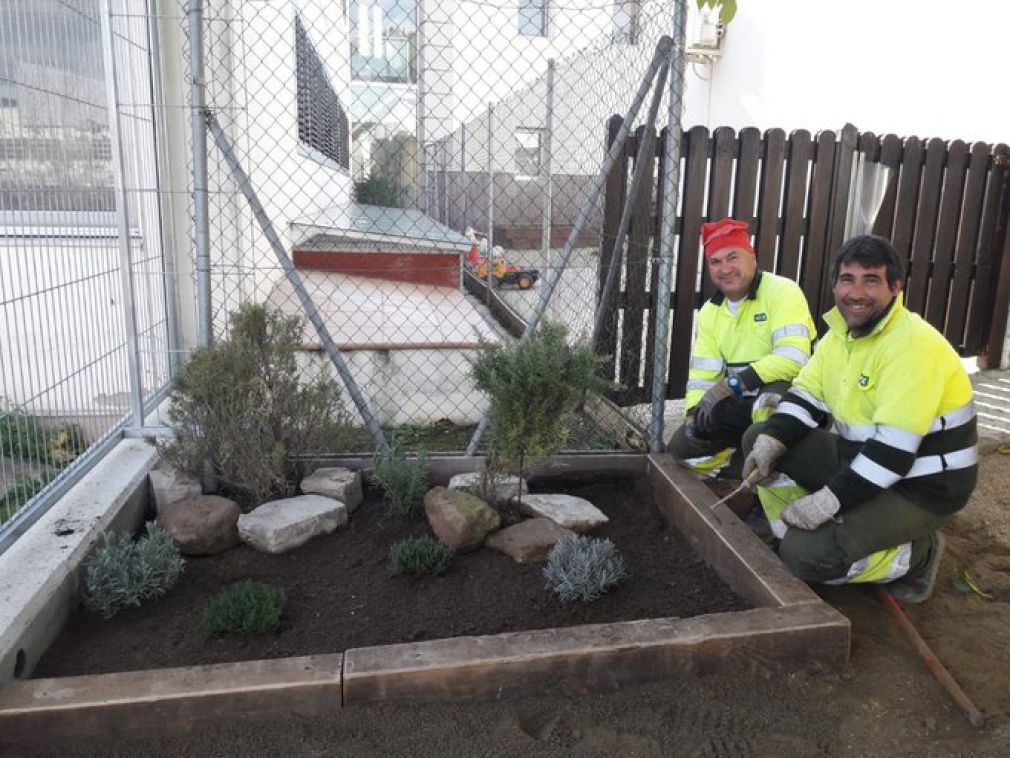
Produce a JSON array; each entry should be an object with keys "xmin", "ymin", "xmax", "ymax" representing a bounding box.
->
[
  {"xmin": 301, "ymin": 349, "xmax": 487, "ymax": 426},
  {"xmin": 229, "ymin": 1, "xmax": 354, "ymax": 307},
  {"xmin": 438, "ymin": 0, "xmax": 674, "ymax": 174},
  {"xmin": 684, "ymin": 0, "xmax": 1010, "ymax": 144}
]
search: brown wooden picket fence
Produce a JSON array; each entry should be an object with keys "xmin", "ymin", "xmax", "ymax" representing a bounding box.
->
[{"xmin": 597, "ymin": 119, "xmax": 1010, "ymax": 406}]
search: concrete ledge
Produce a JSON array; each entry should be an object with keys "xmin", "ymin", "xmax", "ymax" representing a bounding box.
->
[
  {"xmin": 343, "ymin": 604, "xmax": 849, "ymax": 704},
  {"xmin": 0, "ymin": 654, "xmax": 342, "ymax": 744},
  {"xmin": 0, "ymin": 439, "xmax": 157, "ymax": 682}
]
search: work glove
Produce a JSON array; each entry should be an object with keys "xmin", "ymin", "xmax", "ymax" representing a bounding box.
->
[
  {"xmin": 782, "ymin": 486, "xmax": 841, "ymax": 531},
  {"xmin": 694, "ymin": 379, "xmax": 735, "ymax": 433},
  {"xmin": 741, "ymin": 433, "xmax": 787, "ymax": 484}
]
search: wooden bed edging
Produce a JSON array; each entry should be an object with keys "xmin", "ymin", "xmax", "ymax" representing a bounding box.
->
[
  {"xmin": 0, "ymin": 654, "xmax": 343, "ymax": 744},
  {"xmin": 341, "ymin": 603, "xmax": 848, "ymax": 705},
  {"xmin": 0, "ymin": 453, "xmax": 850, "ymax": 744}
]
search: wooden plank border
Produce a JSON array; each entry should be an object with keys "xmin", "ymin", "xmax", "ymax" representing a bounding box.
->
[{"xmin": 0, "ymin": 455, "xmax": 849, "ymax": 742}]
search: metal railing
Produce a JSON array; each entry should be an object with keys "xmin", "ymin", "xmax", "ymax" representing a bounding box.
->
[{"xmin": 0, "ymin": 0, "xmax": 176, "ymax": 550}]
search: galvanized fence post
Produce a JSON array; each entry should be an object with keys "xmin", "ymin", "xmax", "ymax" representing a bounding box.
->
[
  {"xmin": 649, "ymin": 0, "xmax": 689, "ymax": 453},
  {"xmin": 100, "ymin": 0, "xmax": 145, "ymax": 429},
  {"xmin": 540, "ymin": 59, "xmax": 555, "ymax": 274},
  {"xmin": 187, "ymin": 0, "xmax": 212, "ymax": 347}
]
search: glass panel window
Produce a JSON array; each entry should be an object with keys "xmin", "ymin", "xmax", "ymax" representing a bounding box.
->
[
  {"xmin": 515, "ymin": 128, "xmax": 543, "ymax": 178},
  {"xmin": 518, "ymin": 0, "xmax": 548, "ymax": 38},
  {"xmin": 349, "ymin": 0, "xmax": 418, "ymax": 83}
]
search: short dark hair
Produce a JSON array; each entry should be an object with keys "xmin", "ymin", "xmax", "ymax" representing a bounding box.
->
[{"xmin": 830, "ymin": 235, "xmax": 904, "ymax": 287}]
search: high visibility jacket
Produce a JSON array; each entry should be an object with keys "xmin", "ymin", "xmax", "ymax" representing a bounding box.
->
[
  {"xmin": 685, "ymin": 271, "xmax": 815, "ymax": 410},
  {"xmin": 767, "ymin": 294, "xmax": 977, "ymax": 515}
]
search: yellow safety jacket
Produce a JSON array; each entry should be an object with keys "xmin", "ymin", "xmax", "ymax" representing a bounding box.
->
[
  {"xmin": 685, "ymin": 271, "xmax": 816, "ymax": 410},
  {"xmin": 767, "ymin": 293, "xmax": 977, "ymax": 514}
]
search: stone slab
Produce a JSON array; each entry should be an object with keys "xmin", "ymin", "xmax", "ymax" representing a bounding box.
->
[
  {"xmin": 448, "ymin": 472, "xmax": 527, "ymax": 504},
  {"xmin": 238, "ymin": 495, "xmax": 347, "ymax": 554},
  {"xmin": 485, "ymin": 518, "xmax": 576, "ymax": 563},
  {"xmin": 300, "ymin": 467, "xmax": 363, "ymax": 512},
  {"xmin": 517, "ymin": 493, "xmax": 609, "ymax": 533}
]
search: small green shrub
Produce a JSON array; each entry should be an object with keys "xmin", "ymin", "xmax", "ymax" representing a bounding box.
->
[
  {"xmin": 158, "ymin": 303, "xmax": 353, "ymax": 507},
  {"xmin": 203, "ymin": 580, "xmax": 286, "ymax": 637},
  {"xmin": 0, "ymin": 409, "xmax": 86, "ymax": 465},
  {"xmin": 471, "ymin": 322, "xmax": 607, "ymax": 501},
  {"xmin": 353, "ymin": 172, "xmax": 402, "ymax": 207},
  {"xmin": 0, "ymin": 410, "xmax": 50, "ymax": 461},
  {"xmin": 372, "ymin": 441, "xmax": 428, "ymax": 516},
  {"xmin": 83, "ymin": 522, "xmax": 185, "ymax": 618},
  {"xmin": 543, "ymin": 536, "xmax": 627, "ymax": 603},
  {"xmin": 389, "ymin": 536, "xmax": 453, "ymax": 577},
  {"xmin": 1, "ymin": 472, "xmax": 55, "ymax": 523}
]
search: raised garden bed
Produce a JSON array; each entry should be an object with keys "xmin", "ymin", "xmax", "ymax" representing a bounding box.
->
[
  {"xmin": 34, "ymin": 472, "xmax": 747, "ymax": 678},
  {"xmin": 0, "ymin": 454, "xmax": 850, "ymax": 743}
]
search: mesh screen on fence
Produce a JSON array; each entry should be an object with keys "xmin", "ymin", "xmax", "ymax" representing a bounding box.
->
[
  {"xmin": 190, "ymin": 0, "xmax": 676, "ymax": 452},
  {"xmin": 0, "ymin": 0, "xmax": 173, "ymax": 539}
]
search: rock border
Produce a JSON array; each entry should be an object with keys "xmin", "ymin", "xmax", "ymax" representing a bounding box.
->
[{"xmin": 0, "ymin": 454, "xmax": 849, "ymax": 744}]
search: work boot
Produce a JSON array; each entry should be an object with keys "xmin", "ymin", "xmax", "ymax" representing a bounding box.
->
[{"xmin": 888, "ymin": 532, "xmax": 945, "ymax": 604}]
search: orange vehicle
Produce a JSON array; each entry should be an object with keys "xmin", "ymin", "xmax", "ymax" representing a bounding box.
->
[
  {"xmin": 474, "ymin": 255, "xmax": 538, "ymax": 289},
  {"xmin": 464, "ymin": 229, "xmax": 539, "ymax": 290}
]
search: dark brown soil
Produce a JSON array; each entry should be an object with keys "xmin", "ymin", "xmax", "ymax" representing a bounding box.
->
[{"xmin": 33, "ymin": 475, "xmax": 748, "ymax": 678}]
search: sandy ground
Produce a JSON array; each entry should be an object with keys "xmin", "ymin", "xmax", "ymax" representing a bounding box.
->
[{"xmin": 8, "ymin": 448, "xmax": 1009, "ymax": 757}]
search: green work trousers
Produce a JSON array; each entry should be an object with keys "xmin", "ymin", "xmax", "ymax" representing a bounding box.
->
[{"xmin": 741, "ymin": 424, "xmax": 951, "ymax": 583}]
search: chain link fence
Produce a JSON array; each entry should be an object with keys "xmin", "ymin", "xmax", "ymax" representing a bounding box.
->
[
  {"xmin": 186, "ymin": 0, "xmax": 680, "ymax": 453},
  {"xmin": 0, "ymin": 0, "xmax": 685, "ymax": 546},
  {"xmin": 0, "ymin": 0, "xmax": 174, "ymax": 547}
]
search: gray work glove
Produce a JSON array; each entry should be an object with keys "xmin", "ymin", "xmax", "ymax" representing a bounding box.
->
[
  {"xmin": 694, "ymin": 379, "xmax": 735, "ymax": 433},
  {"xmin": 782, "ymin": 486, "xmax": 841, "ymax": 531},
  {"xmin": 741, "ymin": 433, "xmax": 787, "ymax": 484}
]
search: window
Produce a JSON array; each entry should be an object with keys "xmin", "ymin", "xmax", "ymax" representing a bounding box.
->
[
  {"xmin": 348, "ymin": 0, "xmax": 418, "ymax": 83},
  {"xmin": 295, "ymin": 14, "xmax": 350, "ymax": 170},
  {"xmin": 515, "ymin": 128, "xmax": 544, "ymax": 178},
  {"xmin": 518, "ymin": 0, "xmax": 548, "ymax": 37},
  {"xmin": 612, "ymin": 1, "xmax": 640, "ymax": 44}
]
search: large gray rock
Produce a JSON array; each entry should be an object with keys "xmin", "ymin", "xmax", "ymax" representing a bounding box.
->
[
  {"xmin": 516, "ymin": 493, "xmax": 609, "ymax": 533},
  {"xmin": 300, "ymin": 467, "xmax": 363, "ymax": 512},
  {"xmin": 485, "ymin": 518, "xmax": 576, "ymax": 563},
  {"xmin": 238, "ymin": 494, "xmax": 347, "ymax": 554},
  {"xmin": 150, "ymin": 467, "xmax": 202, "ymax": 515},
  {"xmin": 158, "ymin": 495, "xmax": 240, "ymax": 555},
  {"xmin": 448, "ymin": 472, "xmax": 527, "ymax": 504},
  {"xmin": 423, "ymin": 486, "xmax": 500, "ymax": 552}
]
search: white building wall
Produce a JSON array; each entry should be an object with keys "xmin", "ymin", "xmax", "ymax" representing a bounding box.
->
[
  {"xmin": 441, "ymin": 0, "xmax": 674, "ymax": 175},
  {"xmin": 232, "ymin": 1, "xmax": 354, "ymax": 302},
  {"xmin": 683, "ymin": 0, "xmax": 1010, "ymax": 144}
]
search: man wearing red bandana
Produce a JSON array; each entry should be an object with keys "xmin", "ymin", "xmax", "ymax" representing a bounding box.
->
[{"xmin": 667, "ymin": 218, "xmax": 815, "ymax": 479}]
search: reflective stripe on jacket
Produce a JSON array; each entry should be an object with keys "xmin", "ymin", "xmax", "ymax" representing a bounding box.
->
[
  {"xmin": 685, "ymin": 271, "xmax": 816, "ymax": 409},
  {"xmin": 768, "ymin": 293, "xmax": 977, "ymax": 515}
]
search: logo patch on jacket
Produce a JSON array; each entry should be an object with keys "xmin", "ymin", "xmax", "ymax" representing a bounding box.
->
[
  {"xmin": 754, "ymin": 313, "xmax": 768, "ymax": 322},
  {"xmin": 858, "ymin": 373, "xmax": 870, "ymax": 387}
]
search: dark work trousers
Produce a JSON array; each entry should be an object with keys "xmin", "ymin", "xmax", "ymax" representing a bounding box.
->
[
  {"xmin": 668, "ymin": 381, "xmax": 790, "ymax": 479},
  {"xmin": 741, "ymin": 424, "xmax": 949, "ymax": 583}
]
